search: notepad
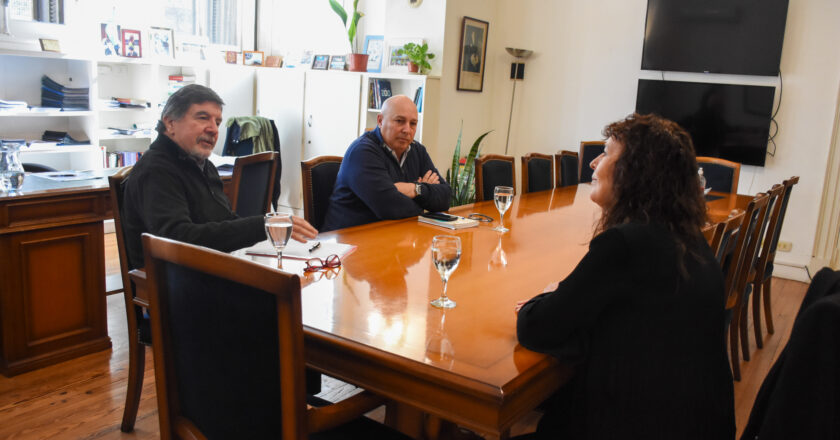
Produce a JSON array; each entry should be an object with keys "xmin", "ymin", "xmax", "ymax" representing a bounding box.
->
[
  {"xmin": 417, "ymin": 214, "xmax": 479, "ymax": 230},
  {"xmin": 244, "ymin": 239, "xmax": 356, "ymax": 260}
]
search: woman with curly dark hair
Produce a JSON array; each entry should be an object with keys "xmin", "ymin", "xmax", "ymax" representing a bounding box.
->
[{"xmin": 515, "ymin": 113, "xmax": 735, "ymax": 439}]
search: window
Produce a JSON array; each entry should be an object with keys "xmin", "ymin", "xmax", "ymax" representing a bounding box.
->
[
  {"xmin": 9, "ymin": 0, "xmax": 62, "ymax": 23},
  {"xmin": 163, "ymin": 0, "xmax": 239, "ymax": 46}
]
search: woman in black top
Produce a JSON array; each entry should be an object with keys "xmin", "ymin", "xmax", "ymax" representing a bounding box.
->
[{"xmin": 516, "ymin": 114, "xmax": 735, "ymax": 439}]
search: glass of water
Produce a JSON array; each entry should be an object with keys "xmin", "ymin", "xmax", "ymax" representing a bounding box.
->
[
  {"xmin": 431, "ymin": 235, "xmax": 461, "ymax": 309},
  {"xmin": 264, "ymin": 212, "xmax": 293, "ymax": 261},
  {"xmin": 0, "ymin": 142, "xmax": 25, "ymax": 193},
  {"xmin": 492, "ymin": 186, "xmax": 514, "ymax": 232}
]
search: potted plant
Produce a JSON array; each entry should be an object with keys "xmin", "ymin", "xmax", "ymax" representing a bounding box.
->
[
  {"xmin": 328, "ymin": 0, "xmax": 367, "ymax": 71},
  {"xmin": 396, "ymin": 42, "xmax": 435, "ymax": 74},
  {"xmin": 447, "ymin": 122, "xmax": 492, "ymax": 206}
]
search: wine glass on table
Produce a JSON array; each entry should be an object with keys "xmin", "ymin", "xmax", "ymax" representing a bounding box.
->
[
  {"xmin": 264, "ymin": 212, "xmax": 293, "ymax": 266},
  {"xmin": 430, "ymin": 235, "xmax": 461, "ymax": 309},
  {"xmin": 492, "ymin": 186, "xmax": 514, "ymax": 232}
]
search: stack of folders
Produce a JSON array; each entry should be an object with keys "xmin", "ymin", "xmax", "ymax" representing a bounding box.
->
[
  {"xmin": 417, "ymin": 213, "xmax": 479, "ymax": 230},
  {"xmin": 41, "ymin": 76, "xmax": 89, "ymax": 110}
]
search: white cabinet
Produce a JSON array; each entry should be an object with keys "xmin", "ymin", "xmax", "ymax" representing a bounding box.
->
[{"xmin": 303, "ymin": 70, "xmax": 362, "ymax": 160}]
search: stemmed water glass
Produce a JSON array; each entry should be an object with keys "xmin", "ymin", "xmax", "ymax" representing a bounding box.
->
[
  {"xmin": 492, "ymin": 186, "xmax": 514, "ymax": 232},
  {"xmin": 430, "ymin": 235, "xmax": 461, "ymax": 309},
  {"xmin": 264, "ymin": 212, "xmax": 293, "ymax": 264}
]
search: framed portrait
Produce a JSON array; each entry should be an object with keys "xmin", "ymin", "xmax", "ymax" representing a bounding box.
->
[
  {"xmin": 364, "ymin": 35, "xmax": 385, "ymax": 73},
  {"xmin": 312, "ymin": 54, "xmax": 329, "ymax": 70},
  {"xmin": 243, "ymin": 50, "xmax": 264, "ymax": 66},
  {"xmin": 100, "ymin": 23, "xmax": 121, "ymax": 58},
  {"xmin": 225, "ymin": 51, "xmax": 238, "ymax": 64},
  {"xmin": 121, "ymin": 29, "xmax": 142, "ymax": 58},
  {"xmin": 385, "ymin": 38, "xmax": 422, "ymax": 73},
  {"xmin": 149, "ymin": 27, "xmax": 174, "ymax": 60},
  {"xmin": 457, "ymin": 17, "xmax": 489, "ymax": 92},
  {"xmin": 329, "ymin": 55, "xmax": 347, "ymax": 70}
]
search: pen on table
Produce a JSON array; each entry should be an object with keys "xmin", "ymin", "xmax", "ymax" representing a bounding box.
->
[{"xmin": 308, "ymin": 241, "xmax": 321, "ymax": 252}]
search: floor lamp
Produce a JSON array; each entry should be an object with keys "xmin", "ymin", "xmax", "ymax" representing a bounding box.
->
[{"xmin": 504, "ymin": 47, "xmax": 533, "ymax": 155}]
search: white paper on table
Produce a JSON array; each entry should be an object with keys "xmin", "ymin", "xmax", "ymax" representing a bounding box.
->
[{"xmin": 244, "ymin": 239, "xmax": 356, "ymax": 260}]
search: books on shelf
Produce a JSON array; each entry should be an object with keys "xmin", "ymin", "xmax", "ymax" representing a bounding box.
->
[
  {"xmin": 368, "ymin": 78, "xmax": 392, "ymax": 110},
  {"xmin": 41, "ymin": 75, "xmax": 90, "ymax": 110},
  {"xmin": 168, "ymin": 75, "xmax": 196, "ymax": 96},
  {"xmin": 107, "ymin": 151, "xmax": 143, "ymax": 167}
]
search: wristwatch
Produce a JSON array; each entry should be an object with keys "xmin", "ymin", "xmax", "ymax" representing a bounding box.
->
[{"xmin": 414, "ymin": 183, "xmax": 423, "ymax": 197}]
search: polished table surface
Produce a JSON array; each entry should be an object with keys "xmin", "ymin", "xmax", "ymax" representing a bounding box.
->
[{"xmin": 227, "ymin": 184, "xmax": 753, "ymax": 437}]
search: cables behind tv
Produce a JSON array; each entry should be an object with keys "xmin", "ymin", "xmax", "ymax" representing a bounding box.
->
[{"xmin": 767, "ymin": 69, "xmax": 783, "ymax": 157}]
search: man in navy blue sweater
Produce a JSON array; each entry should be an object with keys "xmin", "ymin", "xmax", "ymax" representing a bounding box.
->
[{"xmin": 322, "ymin": 95, "xmax": 451, "ymax": 231}]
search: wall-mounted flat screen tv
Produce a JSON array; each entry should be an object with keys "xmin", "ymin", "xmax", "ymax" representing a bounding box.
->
[
  {"xmin": 635, "ymin": 79, "xmax": 775, "ymax": 166},
  {"xmin": 641, "ymin": 0, "xmax": 789, "ymax": 76}
]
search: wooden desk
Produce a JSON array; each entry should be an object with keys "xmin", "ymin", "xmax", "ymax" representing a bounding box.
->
[
  {"xmin": 132, "ymin": 185, "xmax": 752, "ymax": 438},
  {"xmin": 0, "ymin": 171, "xmax": 116, "ymax": 376}
]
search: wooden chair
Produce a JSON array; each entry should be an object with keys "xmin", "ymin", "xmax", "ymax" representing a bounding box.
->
[
  {"xmin": 521, "ymin": 152, "xmax": 554, "ymax": 193},
  {"xmin": 142, "ymin": 234, "xmax": 409, "ymax": 440},
  {"xmin": 474, "ymin": 154, "xmax": 515, "ymax": 202},
  {"xmin": 712, "ymin": 210, "xmax": 746, "ymax": 266},
  {"xmin": 578, "ymin": 141, "xmax": 605, "ymax": 183},
  {"xmin": 723, "ymin": 193, "xmax": 771, "ymax": 381},
  {"xmin": 229, "ymin": 151, "xmax": 279, "ymax": 217},
  {"xmin": 751, "ymin": 176, "xmax": 800, "ymax": 347},
  {"xmin": 107, "ymin": 166, "xmax": 148, "ymax": 432},
  {"xmin": 554, "ymin": 150, "xmax": 579, "ymax": 187},
  {"xmin": 697, "ymin": 156, "xmax": 741, "ymax": 193},
  {"xmin": 301, "ymin": 155, "xmax": 343, "ymax": 231}
]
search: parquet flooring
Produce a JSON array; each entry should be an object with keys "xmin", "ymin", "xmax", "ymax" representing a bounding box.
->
[{"xmin": 0, "ymin": 233, "xmax": 810, "ymax": 439}]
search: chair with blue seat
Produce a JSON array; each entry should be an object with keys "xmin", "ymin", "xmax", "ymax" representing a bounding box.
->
[
  {"xmin": 142, "ymin": 233, "xmax": 411, "ymax": 440},
  {"xmin": 578, "ymin": 141, "xmax": 605, "ymax": 184},
  {"xmin": 229, "ymin": 151, "xmax": 279, "ymax": 217},
  {"xmin": 301, "ymin": 155, "xmax": 343, "ymax": 231},
  {"xmin": 521, "ymin": 152, "xmax": 554, "ymax": 193},
  {"xmin": 474, "ymin": 154, "xmax": 515, "ymax": 202},
  {"xmin": 750, "ymin": 176, "xmax": 800, "ymax": 348},
  {"xmin": 697, "ymin": 156, "xmax": 741, "ymax": 193},
  {"xmin": 554, "ymin": 150, "xmax": 578, "ymax": 187}
]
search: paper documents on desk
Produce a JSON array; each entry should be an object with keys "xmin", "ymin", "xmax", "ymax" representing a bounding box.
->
[
  {"xmin": 244, "ymin": 239, "xmax": 356, "ymax": 260},
  {"xmin": 37, "ymin": 170, "xmax": 102, "ymax": 181}
]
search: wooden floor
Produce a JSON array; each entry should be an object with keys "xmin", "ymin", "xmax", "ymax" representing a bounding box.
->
[{"xmin": 0, "ymin": 233, "xmax": 810, "ymax": 439}]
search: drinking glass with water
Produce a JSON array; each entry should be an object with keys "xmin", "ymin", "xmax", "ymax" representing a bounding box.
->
[{"xmin": 264, "ymin": 212, "xmax": 293, "ymax": 262}]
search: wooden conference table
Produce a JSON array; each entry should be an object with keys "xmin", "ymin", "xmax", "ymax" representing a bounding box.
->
[{"xmin": 132, "ymin": 183, "xmax": 751, "ymax": 439}]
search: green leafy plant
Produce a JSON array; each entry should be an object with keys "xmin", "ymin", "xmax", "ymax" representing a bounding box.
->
[
  {"xmin": 328, "ymin": 0, "xmax": 364, "ymax": 53},
  {"xmin": 447, "ymin": 122, "xmax": 492, "ymax": 206},
  {"xmin": 395, "ymin": 42, "xmax": 435, "ymax": 73}
]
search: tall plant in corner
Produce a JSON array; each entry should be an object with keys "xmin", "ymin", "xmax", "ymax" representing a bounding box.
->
[
  {"xmin": 447, "ymin": 122, "xmax": 492, "ymax": 206},
  {"xmin": 328, "ymin": 0, "xmax": 363, "ymax": 53}
]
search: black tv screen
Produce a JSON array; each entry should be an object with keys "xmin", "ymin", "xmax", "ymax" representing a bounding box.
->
[
  {"xmin": 641, "ymin": 0, "xmax": 789, "ymax": 76},
  {"xmin": 635, "ymin": 79, "xmax": 775, "ymax": 166}
]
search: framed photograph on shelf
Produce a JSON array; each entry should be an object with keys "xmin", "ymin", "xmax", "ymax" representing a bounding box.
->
[
  {"xmin": 364, "ymin": 35, "xmax": 385, "ymax": 73},
  {"xmin": 243, "ymin": 50, "xmax": 264, "ymax": 66},
  {"xmin": 121, "ymin": 29, "xmax": 142, "ymax": 58},
  {"xmin": 329, "ymin": 55, "xmax": 347, "ymax": 70},
  {"xmin": 457, "ymin": 17, "xmax": 489, "ymax": 92},
  {"xmin": 385, "ymin": 38, "xmax": 422, "ymax": 73},
  {"xmin": 148, "ymin": 27, "xmax": 174, "ymax": 60},
  {"xmin": 39, "ymin": 38, "xmax": 61, "ymax": 52},
  {"xmin": 265, "ymin": 55, "xmax": 283, "ymax": 67},
  {"xmin": 312, "ymin": 54, "xmax": 329, "ymax": 70},
  {"xmin": 225, "ymin": 51, "xmax": 238, "ymax": 64},
  {"xmin": 100, "ymin": 23, "xmax": 122, "ymax": 57}
]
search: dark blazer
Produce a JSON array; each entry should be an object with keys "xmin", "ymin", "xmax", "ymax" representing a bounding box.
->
[
  {"xmin": 517, "ymin": 223, "xmax": 735, "ymax": 439},
  {"xmin": 741, "ymin": 268, "xmax": 840, "ymax": 440}
]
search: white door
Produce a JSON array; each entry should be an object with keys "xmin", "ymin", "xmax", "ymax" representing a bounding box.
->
[{"xmin": 303, "ymin": 70, "xmax": 361, "ymax": 160}]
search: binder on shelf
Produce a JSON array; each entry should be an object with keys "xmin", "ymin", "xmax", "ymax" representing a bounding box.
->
[{"xmin": 41, "ymin": 75, "xmax": 90, "ymax": 110}]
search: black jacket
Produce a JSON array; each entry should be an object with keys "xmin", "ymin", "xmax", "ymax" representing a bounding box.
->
[
  {"xmin": 517, "ymin": 223, "xmax": 735, "ymax": 439},
  {"xmin": 122, "ymin": 134, "xmax": 264, "ymax": 269},
  {"xmin": 741, "ymin": 267, "xmax": 840, "ymax": 440}
]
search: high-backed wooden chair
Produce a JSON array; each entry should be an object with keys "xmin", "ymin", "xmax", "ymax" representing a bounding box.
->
[
  {"xmin": 723, "ymin": 193, "xmax": 771, "ymax": 381},
  {"xmin": 107, "ymin": 166, "xmax": 148, "ymax": 432},
  {"xmin": 578, "ymin": 141, "xmax": 605, "ymax": 183},
  {"xmin": 521, "ymin": 152, "xmax": 554, "ymax": 193},
  {"xmin": 751, "ymin": 176, "xmax": 800, "ymax": 347},
  {"xmin": 697, "ymin": 157, "xmax": 741, "ymax": 193},
  {"xmin": 301, "ymin": 155, "xmax": 343, "ymax": 231},
  {"xmin": 229, "ymin": 151, "xmax": 279, "ymax": 217},
  {"xmin": 710, "ymin": 210, "xmax": 745, "ymax": 266},
  {"xmin": 554, "ymin": 150, "xmax": 579, "ymax": 187},
  {"xmin": 142, "ymin": 234, "xmax": 409, "ymax": 440},
  {"xmin": 474, "ymin": 154, "xmax": 515, "ymax": 202}
]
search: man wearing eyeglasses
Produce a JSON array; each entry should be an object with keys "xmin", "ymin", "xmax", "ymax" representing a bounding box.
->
[{"xmin": 322, "ymin": 95, "xmax": 451, "ymax": 231}]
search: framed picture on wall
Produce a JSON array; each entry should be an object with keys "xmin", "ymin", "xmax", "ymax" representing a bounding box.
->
[
  {"xmin": 101, "ymin": 23, "xmax": 122, "ymax": 57},
  {"xmin": 457, "ymin": 16, "xmax": 489, "ymax": 92},
  {"xmin": 364, "ymin": 35, "xmax": 385, "ymax": 73},
  {"xmin": 121, "ymin": 29, "xmax": 142, "ymax": 58},
  {"xmin": 149, "ymin": 27, "xmax": 174, "ymax": 60},
  {"xmin": 243, "ymin": 51, "xmax": 264, "ymax": 66}
]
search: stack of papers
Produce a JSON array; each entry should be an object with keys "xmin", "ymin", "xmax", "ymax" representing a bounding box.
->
[
  {"xmin": 0, "ymin": 99, "xmax": 28, "ymax": 112},
  {"xmin": 41, "ymin": 75, "xmax": 90, "ymax": 110},
  {"xmin": 244, "ymin": 239, "xmax": 356, "ymax": 261}
]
